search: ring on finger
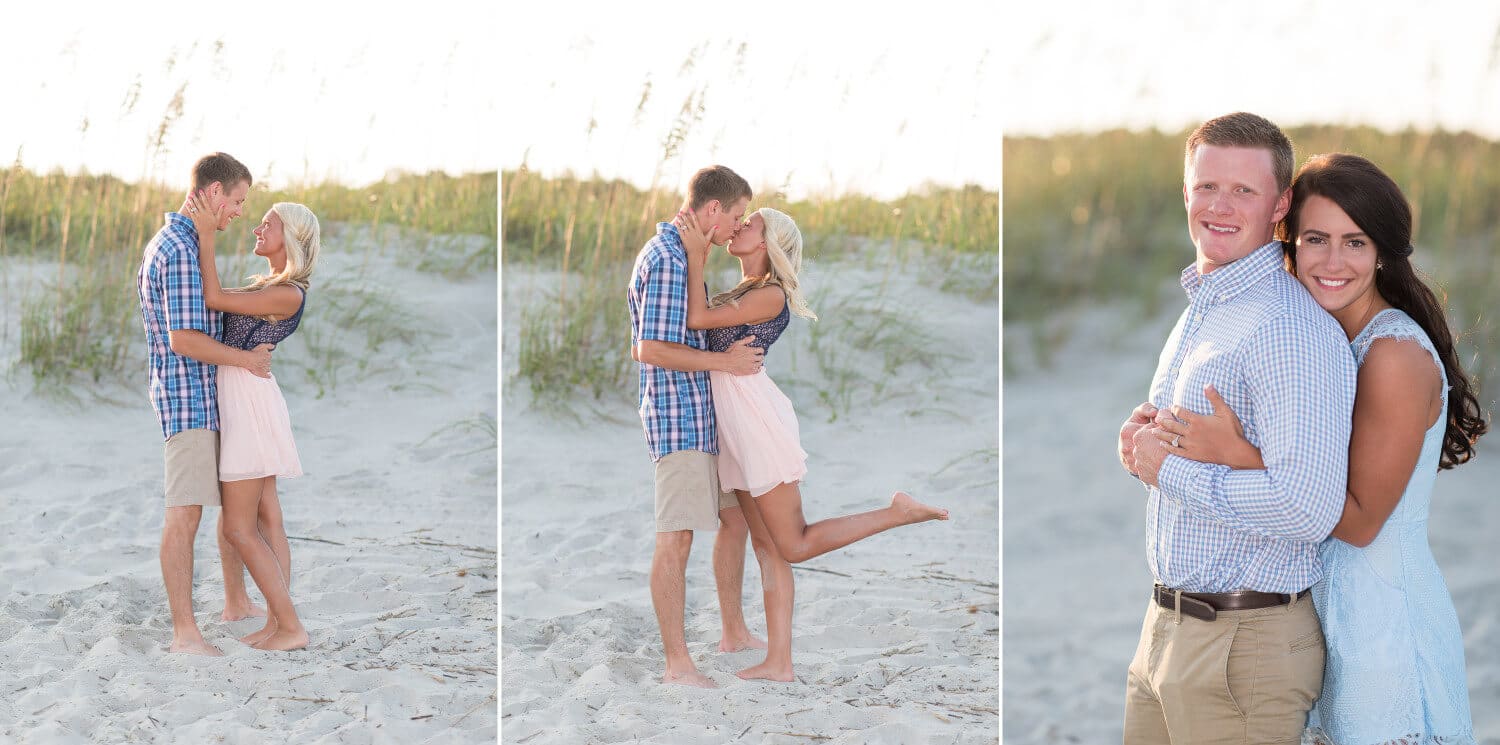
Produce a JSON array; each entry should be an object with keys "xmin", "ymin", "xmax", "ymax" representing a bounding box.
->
[{"xmin": 1171, "ymin": 434, "xmax": 1181, "ymax": 448}]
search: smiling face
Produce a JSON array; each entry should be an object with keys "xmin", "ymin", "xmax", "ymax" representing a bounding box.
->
[
  {"xmin": 1291, "ymin": 193, "xmax": 1384, "ymax": 335},
  {"xmin": 252, "ymin": 210, "xmax": 286, "ymax": 263},
  {"xmin": 1183, "ymin": 144, "xmax": 1290, "ymax": 274},
  {"xmin": 209, "ymin": 180, "xmax": 250, "ymax": 231}
]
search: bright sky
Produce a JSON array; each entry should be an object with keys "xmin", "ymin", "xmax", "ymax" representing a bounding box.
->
[
  {"xmin": 500, "ymin": 2, "xmax": 999, "ymax": 201},
  {"xmin": 0, "ymin": 2, "xmax": 497, "ymax": 189},
  {"xmin": 1005, "ymin": 0, "xmax": 1500, "ymax": 138}
]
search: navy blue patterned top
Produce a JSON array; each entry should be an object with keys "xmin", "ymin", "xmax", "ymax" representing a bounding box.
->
[
  {"xmin": 705, "ymin": 289, "xmax": 790, "ymax": 356},
  {"xmin": 221, "ymin": 287, "xmax": 306, "ymax": 350}
]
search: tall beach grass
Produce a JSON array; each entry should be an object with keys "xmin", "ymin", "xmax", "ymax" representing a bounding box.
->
[
  {"xmin": 3, "ymin": 164, "xmax": 496, "ymax": 390},
  {"xmin": 1003, "ymin": 125, "xmax": 1500, "ymax": 398},
  {"xmin": 504, "ymin": 167, "xmax": 998, "ymax": 412}
]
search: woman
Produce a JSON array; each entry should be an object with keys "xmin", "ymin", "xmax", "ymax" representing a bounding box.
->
[
  {"xmin": 188, "ymin": 193, "xmax": 319, "ymax": 652},
  {"xmin": 675, "ymin": 207, "xmax": 949, "ymax": 682},
  {"xmin": 1150, "ymin": 154, "xmax": 1486, "ymax": 743}
]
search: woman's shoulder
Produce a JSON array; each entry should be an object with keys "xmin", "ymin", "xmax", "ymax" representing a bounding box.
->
[
  {"xmin": 1354, "ymin": 309, "xmax": 1435, "ymax": 364},
  {"xmin": 1355, "ymin": 311, "xmax": 1443, "ymax": 392}
]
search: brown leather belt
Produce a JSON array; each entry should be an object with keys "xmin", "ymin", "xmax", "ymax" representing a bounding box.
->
[{"xmin": 1152, "ymin": 584, "xmax": 1311, "ymax": 622}]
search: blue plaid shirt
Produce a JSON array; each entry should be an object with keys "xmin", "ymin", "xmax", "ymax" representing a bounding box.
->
[
  {"xmin": 1145, "ymin": 241, "xmax": 1357, "ymax": 593},
  {"xmin": 627, "ymin": 222, "xmax": 716, "ymax": 461},
  {"xmin": 137, "ymin": 212, "xmax": 221, "ymax": 440}
]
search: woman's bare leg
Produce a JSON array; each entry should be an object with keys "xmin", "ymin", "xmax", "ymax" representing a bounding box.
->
[
  {"xmin": 221, "ymin": 477, "xmax": 307, "ymax": 651},
  {"xmin": 217, "ymin": 507, "xmax": 266, "ymax": 621},
  {"xmin": 733, "ymin": 489, "xmax": 795, "ymax": 682},
  {"xmin": 714, "ymin": 505, "xmax": 767, "ymax": 652},
  {"xmin": 258, "ymin": 478, "xmax": 291, "ymax": 589},
  {"xmin": 757, "ymin": 484, "xmax": 947, "ymax": 564}
]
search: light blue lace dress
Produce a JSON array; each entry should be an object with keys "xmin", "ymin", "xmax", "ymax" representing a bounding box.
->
[{"xmin": 1305, "ymin": 309, "xmax": 1474, "ymax": 745}]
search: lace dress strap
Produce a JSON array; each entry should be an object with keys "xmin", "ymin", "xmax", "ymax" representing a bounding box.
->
[{"xmin": 1350, "ymin": 308, "xmax": 1445, "ymax": 389}]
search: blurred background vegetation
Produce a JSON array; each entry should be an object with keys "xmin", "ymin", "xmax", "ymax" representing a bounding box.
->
[
  {"xmin": 503, "ymin": 166, "xmax": 998, "ymax": 407},
  {"xmin": 1003, "ymin": 125, "xmax": 1499, "ymax": 397},
  {"xmin": 2, "ymin": 166, "xmax": 496, "ymax": 387}
]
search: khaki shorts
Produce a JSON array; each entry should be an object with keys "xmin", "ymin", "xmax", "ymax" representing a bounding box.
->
[
  {"xmin": 164, "ymin": 428, "xmax": 221, "ymax": 508},
  {"xmin": 654, "ymin": 450, "xmax": 738, "ymax": 532}
]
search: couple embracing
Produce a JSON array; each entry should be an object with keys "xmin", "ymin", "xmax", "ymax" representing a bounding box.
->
[
  {"xmin": 136, "ymin": 152, "xmax": 321, "ymax": 654},
  {"xmin": 1118, "ymin": 113, "xmax": 1488, "ymax": 743},
  {"xmin": 627, "ymin": 166, "xmax": 950, "ymax": 687}
]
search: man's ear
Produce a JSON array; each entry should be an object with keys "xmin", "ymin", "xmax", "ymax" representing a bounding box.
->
[
  {"xmin": 207, "ymin": 181, "xmax": 224, "ymax": 200},
  {"xmin": 704, "ymin": 199, "xmax": 721, "ymax": 218}
]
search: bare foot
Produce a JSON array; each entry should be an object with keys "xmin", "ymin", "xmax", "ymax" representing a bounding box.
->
[
  {"xmin": 892, "ymin": 491, "xmax": 948, "ymax": 524},
  {"xmin": 662, "ymin": 668, "xmax": 718, "ymax": 688},
  {"xmin": 718, "ymin": 632, "xmax": 768, "ymax": 653},
  {"xmin": 736, "ymin": 660, "xmax": 795, "ymax": 682},
  {"xmin": 252, "ymin": 627, "xmax": 309, "ymax": 651},
  {"xmin": 240, "ymin": 621, "xmax": 277, "ymax": 647},
  {"xmin": 221, "ymin": 603, "xmax": 267, "ymax": 622},
  {"xmin": 169, "ymin": 637, "xmax": 224, "ymax": 656}
]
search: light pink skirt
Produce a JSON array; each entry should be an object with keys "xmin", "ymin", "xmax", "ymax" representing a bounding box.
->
[
  {"xmin": 217, "ymin": 365, "xmax": 303, "ymax": 482},
  {"xmin": 710, "ymin": 369, "xmax": 807, "ymax": 497}
]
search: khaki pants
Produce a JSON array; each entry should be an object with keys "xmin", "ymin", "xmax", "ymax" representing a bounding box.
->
[{"xmin": 1124, "ymin": 594, "xmax": 1324, "ymax": 744}]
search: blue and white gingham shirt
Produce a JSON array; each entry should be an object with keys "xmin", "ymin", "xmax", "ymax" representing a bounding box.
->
[
  {"xmin": 627, "ymin": 222, "xmax": 716, "ymax": 461},
  {"xmin": 137, "ymin": 212, "xmax": 221, "ymax": 440},
  {"xmin": 1145, "ymin": 241, "xmax": 1356, "ymax": 593}
]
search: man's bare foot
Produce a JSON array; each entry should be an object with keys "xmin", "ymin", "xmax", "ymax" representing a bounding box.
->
[
  {"xmin": 240, "ymin": 621, "xmax": 277, "ymax": 647},
  {"xmin": 168, "ymin": 637, "xmax": 224, "ymax": 656},
  {"xmin": 221, "ymin": 603, "xmax": 267, "ymax": 622},
  {"xmin": 718, "ymin": 632, "xmax": 768, "ymax": 653},
  {"xmin": 662, "ymin": 668, "xmax": 718, "ymax": 688},
  {"xmin": 736, "ymin": 660, "xmax": 795, "ymax": 682},
  {"xmin": 892, "ymin": 491, "xmax": 949, "ymax": 524},
  {"xmin": 252, "ymin": 627, "xmax": 309, "ymax": 651}
]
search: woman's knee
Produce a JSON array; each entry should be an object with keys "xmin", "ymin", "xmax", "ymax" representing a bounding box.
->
[
  {"xmin": 765, "ymin": 528, "xmax": 811, "ymax": 563},
  {"xmin": 222, "ymin": 519, "xmax": 260, "ymax": 548},
  {"xmin": 780, "ymin": 545, "xmax": 814, "ymax": 564},
  {"xmin": 257, "ymin": 513, "xmax": 285, "ymax": 538}
]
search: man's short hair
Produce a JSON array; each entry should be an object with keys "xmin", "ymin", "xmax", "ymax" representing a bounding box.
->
[
  {"xmin": 1184, "ymin": 113, "xmax": 1294, "ymax": 193},
  {"xmin": 191, "ymin": 152, "xmax": 253, "ymax": 192},
  {"xmin": 687, "ymin": 166, "xmax": 752, "ymax": 211}
]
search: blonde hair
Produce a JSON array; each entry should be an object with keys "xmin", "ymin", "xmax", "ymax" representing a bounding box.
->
[
  {"xmin": 241, "ymin": 202, "xmax": 320, "ymax": 292},
  {"xmin": 708, "ymin": 207, "xmax": 817, "ymax": 321}
]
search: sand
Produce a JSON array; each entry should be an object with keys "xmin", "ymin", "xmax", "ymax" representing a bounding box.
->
[
  {"xmin": 501, "ymin": 247, "xmax": 1000, "ymax": 744},
  {"xmin": 1002, "ymin": 300, "xmax": 1500, "ymax": 744},
  {"xmin": 0, "ymin": 224, "xmax": 498, "ymax": 744}
]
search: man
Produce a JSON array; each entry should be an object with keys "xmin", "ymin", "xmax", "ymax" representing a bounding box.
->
[
  {"xmin": 137, "ymin": 152, "xmax": 273, "ymax": 655},
  {"xmin": 627, "ymin": 165, "xmax": 767, "ymax": 687},
  {"xmin": 1116, "ymin": 113, "xmax": 1358, "ymax": 741}
]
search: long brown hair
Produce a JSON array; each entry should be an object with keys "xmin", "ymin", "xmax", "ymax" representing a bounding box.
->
[{"xmin": 1280, "ymin": 153, "xmax": 1488, "ymax": 469}]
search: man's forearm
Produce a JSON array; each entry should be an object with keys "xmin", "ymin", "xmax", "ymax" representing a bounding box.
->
[
  {"xmin": 636, "ymin": 340, "xmax": 726, "ymax": 373},
  {"xmin": 1158, "ymin": 457, "xmax": 1342, "ymax": 544},
  {"xmin": 169, "ymin": 329, "xmax": 248, "ymax": 368}
]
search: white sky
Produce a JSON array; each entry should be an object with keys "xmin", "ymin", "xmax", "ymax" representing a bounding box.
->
[
  {"xmin": 499, "ymin": 2, "xmax": 999, "ymax": 201},
  {"xmin": 1004, "ymin": 0, "xmax": 1500, "ymax": 138},
  {"xmin": 0, "ymin": 2, "xmax": 497, "ymax": 189}
]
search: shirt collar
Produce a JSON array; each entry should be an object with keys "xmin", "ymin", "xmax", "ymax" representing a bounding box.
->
[
  {"xmin": 1179, "ymin": 240, "xmax": 1285, "ymax": 304},
  {"xmin": 656, "ymin": 221, "xmax": 686, "ymax": 256},
  {"xmin": 165, "ymin": 211, "xmax": 200, "ymax": 239}
]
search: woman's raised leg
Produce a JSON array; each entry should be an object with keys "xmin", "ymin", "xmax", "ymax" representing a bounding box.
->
[
  {"xmin": 757, "ymin": 484, "xmax": 947, "ymax": 564},
  {"xmin": 221, "ymin": 476, "xmax": 307, "ymax": 651},
  {"xmin": 733, "ymin": 489, "xmax": 795, "ymax": 682}
]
